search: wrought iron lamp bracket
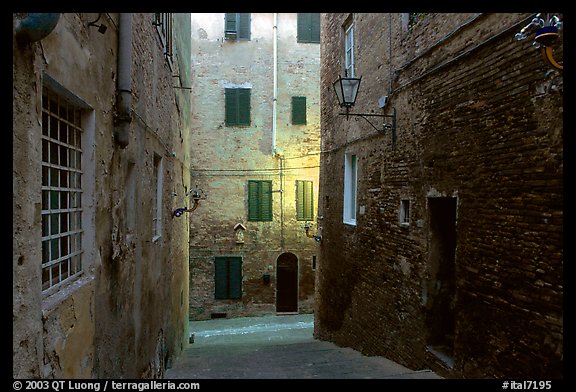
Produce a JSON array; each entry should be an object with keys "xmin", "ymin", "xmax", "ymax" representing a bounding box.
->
[{"xmin": 338, "ymin": 107, "xmax": 396, "ymax": 134}]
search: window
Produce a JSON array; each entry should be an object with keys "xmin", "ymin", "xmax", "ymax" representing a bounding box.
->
[
  {"xmin": 215, "ymin": 257, "xmax": 242, "ymax": 299},
  {"xmin": 297, "ymin": 13, "xmax": 320, "ymax": 43},
  {"xmin": 291, "ymin": 96, "xmax": 307, "ymax": 125},
  {"xmin": 153, "ymin": 13, "xmax": 173, "ymax": 65},
  {"xmin": 400, "ymin": 199, "xmax": 410, "ymax": 226},
  {"xmin": 41, "ymin": 87, "xmax": 84, "ymax": 291},
  {"xmin": 248, "ymin": 180, "xmax": 273, "ymax": 221},
  {"xmin": 296, "ymin": 180, "xmax": 314, "ymax": 221},
  {"xmin": 344, "ymin": 21, "xmax": 355, "ymax": 77},
  {"xmin": 224, "ymin": 13, "xmax": 251, "ymax": 40},
  {"xmin": 152, "ymin": 154, "xmax": 163, "ymax": 240},
  {"xmin": 225, "ymin": 88, "xmax": 251, "ymax": 126},
  {"xmin": 343, "ymin": 154, "xmax": 357, "ymax": 225}
]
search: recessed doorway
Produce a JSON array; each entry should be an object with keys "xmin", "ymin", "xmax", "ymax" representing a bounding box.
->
[
  {"xmin": 426, "ymin": 197, "xmax": 457, "ymax": 360},
  {"xmin": 276, "ymin": 252, "xmax": 299, "ymax": 313}
]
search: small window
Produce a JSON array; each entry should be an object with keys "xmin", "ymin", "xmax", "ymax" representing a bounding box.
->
[
  {"xmin": 312, "ymin": 255, "xmax": 317, "ymax": 271},
  {"xmin": 224, "ymin": 13, "xmax": 251, "ymax": 40},
  {"xmin": 344, "ymin": 21, "xmax": 355, "ymax": 77},
  {"xmin": 225, "ymin": 88, "xmax": 251, "ymax": 126},
  {"xmin": 343, "ymin": 154, "xmax": 357, "ymax": 225},
  {"xmin": 153, "ymin": 13, "xmax": 173, "ymax": 66},
  {"xmin": 292, "ymin": 96, "xmax": 307, "ymax": 125},
  {"xmin": 297, "ymin": 13, "xmax": 320, "ymax": 43},
  {"xmin": 248, "ymin": 180, "xmax": 273, "ymax": 221},
  {"xmin": 400, "ymin": 199, "xmax": 410, "ymax": 226},
  {"xmin": 296, "ymin": 180, "xmax": 314, "ymax": 221},
  {"xmin": 215, "ymin": 257, "xmax": 242, "ymax": 299}
]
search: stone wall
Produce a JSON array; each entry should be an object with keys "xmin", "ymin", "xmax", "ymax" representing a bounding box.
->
[
  {"xmin": 13, "ymin": 13, "xmax": 191, "ymax": 378},
  {"xmin": 316, "ymin": 13, "xmax": 563, "ymax": 378}
]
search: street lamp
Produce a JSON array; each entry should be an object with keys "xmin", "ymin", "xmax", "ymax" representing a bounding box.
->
[{"xmin": 332, "ymin": 75, "xmax": 396, "ymax": 135}]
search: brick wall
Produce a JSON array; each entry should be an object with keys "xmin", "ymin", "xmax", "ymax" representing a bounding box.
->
[
  {"xmin": 188, "ymin": 14, "xmax": 320, "ymax": 320},
  {"xmin": 316, "ymin": 13, "xmax": 563, "ymax": 378}
]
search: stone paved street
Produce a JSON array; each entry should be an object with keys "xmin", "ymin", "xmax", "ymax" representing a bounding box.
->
[{"xmin": 165, "ymin": 314, "xmax": 442, "ymax": 379}]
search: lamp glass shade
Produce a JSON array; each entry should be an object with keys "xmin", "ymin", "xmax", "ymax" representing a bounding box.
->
[{"xmin": 333, "ymin": 76, "xmax": 361, "ymax": 107}]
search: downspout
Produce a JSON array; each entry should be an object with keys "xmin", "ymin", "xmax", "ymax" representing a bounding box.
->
[
  {"xmin": 272, "ymin": 13, "xmax": 278, "ymax": 156},
  {"xmin": 14, "ymin": 13, "xmax": 60, "ymax": 45},
  {"xmin": 114, "ymin": 13, "xmax": 133, "ymax": 149}
]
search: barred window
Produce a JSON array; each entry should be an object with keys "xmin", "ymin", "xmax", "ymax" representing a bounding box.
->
[
  {"xmin": 41, "ymin": 88, "xmax": 84, "ymax": 291},
  {"xmin": 154, "ymin": 13, "xmax": 173, "ymax": 66}
]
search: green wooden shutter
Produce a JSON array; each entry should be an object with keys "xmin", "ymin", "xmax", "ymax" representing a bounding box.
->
[
  {"xmin": 292, "ymin": 96, "xmax": 307, "ymax": 125},
  {"xmin": 228, "ymin": 257, "xmax": 242, "ymax": 299},
  {"xmin": 296, "ymin": 180, "xmax": 314, "ymax": 221},
  {"xmin": 225, "ymin": 88, "xmax": 237, "ymax": 126},
  {"xmin": 238, "ymin": 13, "xmax": 251, "ymax": 40},
  {"xmin": 248, "ymin": 180, "xmax": 272, "ymax": 221},
  {"xmin": 225, "ymin": 88, "xmax": 250, "ymax": 126},
  {"xmin": 224, "ymin": 13, "xmax": 237, "ymax": 38},
  {"xmin": 214, "ymin": 257, "xmax": 242, "ymax": 299},
  {"xmin": 297, "ymin": 13, "xmax": 310, "ymax": 43},
  {"xmin": 237, "ymin": 88, "xmax": 250, "ymax": 125},
  {"xmin": 260, "ymin": 181, "xmax": 272, "ymax": 221},
  {"xmin": 297, "ymin": 13, "xmax": 320, "ymax": 43},
  {"xmin": 248, "ymin": 180, "xmax": 259, "ymax": 221},
  {"xmin": 310, "ymin": 13, "xmax": 320, "ymax": 43},
  {"xmin": 214, "ymin": 257, "xmax": 228, "ymax": 299}
]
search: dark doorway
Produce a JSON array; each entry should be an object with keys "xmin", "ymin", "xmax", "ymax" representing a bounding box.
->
[
  {"xmin": 276, "ymin": 252, "xmax": 298, "ymax": 313},
  {"xmin": 426, "ymin": 197, "xmax": 457, "ymax": 358}
]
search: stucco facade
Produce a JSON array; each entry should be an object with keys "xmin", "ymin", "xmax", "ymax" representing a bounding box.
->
[
  {"xmin": 13, "ymin": 13, "xmax": 192, "ymax": 378},
  {"xmin": 316, "ymin": 13, "xmax": 563, "ymax": 378},
  {"xmin": 188, "ymin": 13, "xmax": 321, "ymax": 319}
]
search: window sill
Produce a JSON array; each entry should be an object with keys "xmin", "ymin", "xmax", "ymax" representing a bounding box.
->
[
  {"xmin": 152, "ymin": 235, "xmax": 162, "ymax": 243},
  {"xmin": 42, "ymin": 274, "xmax": 94, "ymax": 315},
  {"xmin": 399, "ymin": 222, "xmax": 410, "ymax": 228},
  {"xmin": 343, "ymin": 219, "xmax": 357, "ymax": 226}
]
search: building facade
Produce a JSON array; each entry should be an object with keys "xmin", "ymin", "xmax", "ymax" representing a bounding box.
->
[
  {"xmin": 316, "ymin": 13, "xmax": 563, "ymax": 378},
  {"xmin": 188, "ymin": 13, "xmax": 321, "ymax": 320},
  {"xmin": 13, "ymin": 13, "xmax": 192, "ymax": 378}
]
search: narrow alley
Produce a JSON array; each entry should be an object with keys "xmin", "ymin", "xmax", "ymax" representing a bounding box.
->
[{"xmin": 165, "ymin": 314, "xmax": 441, "ymax": 379}]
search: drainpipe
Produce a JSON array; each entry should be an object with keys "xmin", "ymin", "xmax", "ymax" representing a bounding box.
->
[
  {"xmin": 14, "ymin": 13, "xmax": 60, "ymax": 45},
  {"xmin": 114, "ymin": 13, "xmax": 133, "ymax": 149},
  {"xmin": 272, "ymin": 13, "xmax": 278, "ymax": 156}
]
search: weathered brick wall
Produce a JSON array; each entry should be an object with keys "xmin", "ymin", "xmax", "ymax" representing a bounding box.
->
[
  {"xmin": 188, "ymin": 13, "xmax": 320, "ymax": 320},
  {"xmin": 316, "ymin": 13, "xmax": 563, "ymax": 378}
]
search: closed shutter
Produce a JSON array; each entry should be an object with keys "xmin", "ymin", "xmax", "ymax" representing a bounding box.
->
[
  {"xmin": 248, "ymin": 180, "xmax": 272, "ymax": 221},
  {"xmin": 225, "ymin": 88, "xmax": 237, "ymax": 126},
  {"xmin": 214, "ymin": 257, "xmax": 243, "ymax": 299},
  {"xmin": 214, "ymin": 257, "xmax": 228, "ymax": 299},
  {"xmin": 292, "ymin": 96, "xmax": 307, "ymax": 125},
  {"xmin": 238, "ymin": 13, "xmax": 251, "ymax": 40},
  {"xmin": 296, "ymin": 180, "xmax": 314, "ymax": 221},
  {"xmin": 297, "ymin": 13, "xmax": 310, "ymax": 43},
  {"xmin": 297, "ymin": 13, "xmax": 320, "ymax": 43},
  {"xmin": 225, "ymin": 88, "xmax": 250, "ymax": 126},
  {"xmin": 228, "ymin": 257, "xmax": 242, "ymax": 299},
  {"xmin": 237, "ymin": 88, "xmax": 251, "ymax": 125}
]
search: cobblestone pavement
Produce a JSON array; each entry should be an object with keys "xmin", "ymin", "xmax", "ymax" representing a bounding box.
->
[{"xmin": 165, "ymin": 313, "xmax": 442, "ymax": 379}]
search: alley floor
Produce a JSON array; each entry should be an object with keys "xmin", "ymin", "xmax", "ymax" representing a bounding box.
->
[{"xmin": 164, "ymin": 313, "xmax": 442, "ymax": 379}]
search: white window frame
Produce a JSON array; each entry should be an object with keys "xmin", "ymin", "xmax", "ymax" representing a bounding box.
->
[
  {"xmin": 400, "ymin": 199, "xmax": 410, "ymax": 226},
  {"xmin": 345, "ymin": 22, "xmax": 355, "ymax": 77},
  {"xmin": 152, "ymin": 154, "xmax": 163, "ymax": 241},
  {"xmin": 343, "ymin": 153, "xmax": 358, "ymax": 226}
]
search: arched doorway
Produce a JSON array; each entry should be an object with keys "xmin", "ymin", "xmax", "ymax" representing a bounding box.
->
[{"xmin": 276, "ymin": 252, "xmax": 298, "ymax": 313}]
